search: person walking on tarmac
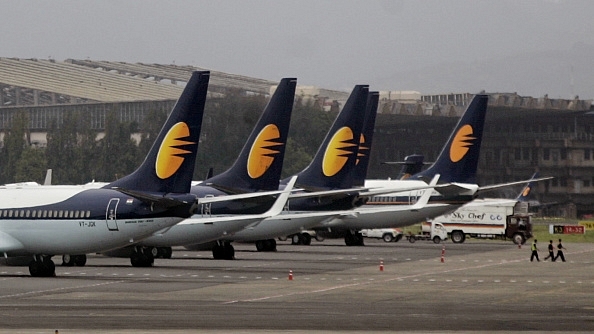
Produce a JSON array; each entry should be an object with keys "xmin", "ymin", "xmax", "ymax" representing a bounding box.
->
[
  {"xmin": 530, "ymin": 239, "xmax": 540, "ymax": 262},
  {"xmin": 554, "ymin": 238, "xmax": 566, "ymax": 262},
  {"xmin": 544, "ymin": 240, "xmax": 555, "ymax": 261}
]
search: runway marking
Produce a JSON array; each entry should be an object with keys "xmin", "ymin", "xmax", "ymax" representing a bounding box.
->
[
  {"xmin": 220, "ymin": 253, "xmax": 578, "ymax": 304},
  {"xmin": 0, "ymin": 280, "xmax": 126, "ymax": 299}
]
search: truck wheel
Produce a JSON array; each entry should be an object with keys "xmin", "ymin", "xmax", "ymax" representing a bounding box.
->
[
  {"xmin": 512, "ymin": 233, "xmax": 525, "ymax": 245},
  {"xmin": 394, "ymin": 234, "xmax": 403, "ymax": 242},
  {"xmin": 291, "ymin": 234, "xmax": 301, "ymax": 245},
  {"xmin": 432, "ymin": 236, "xmax": 441, "ymax": 244},
  {"xmin": 382, "ymin": 233, "xmax": 394, "ymax": 243},
  {"xmin": 451, "ymin": 231, "xmax": 465, "ymax": 243},
  {"xmin": 408, "ymin": 236, "xmax": 416, "ymax": 243}
]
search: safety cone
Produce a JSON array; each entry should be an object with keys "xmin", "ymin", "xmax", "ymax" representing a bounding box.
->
[
  {"xmin": 518, "ymin": 242, "xmax": 521, "ymax": 249},
  {"xmin": 379, "ymin": 260, "xmax": 384, "ymax": 271},
  {"xmin": 440, "ymin": 245, "xmax": 445, "ymax": 263},
  {"xmin": 288, "ymin": 270, "xmax": 293, "ymax": 280}
]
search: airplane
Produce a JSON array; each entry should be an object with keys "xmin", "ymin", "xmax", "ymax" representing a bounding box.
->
[
  {"xmin": 98, "ymin": 77, "xmax": 299, "ymax": 265},
  {"xmin": 189, "ymin": 88, "xmax": 453, "ymax": 256},
  {"xmin": 315, "ymin": 94, "xmax": 491, "ymax": 245},
  {"xmin": 104, "ymin": 176, "xmax": 299, "ymax": 264},
  {"xmin": 316, "ymin": 94, "xmax": 552, "ymax": 246},
  {"xmin": 181, "ymin": 85, "xmax": 373, "ymax": 257},
  {"xmin": 0, "ymin": 71, "xmax": 210, "ymax": 277}
]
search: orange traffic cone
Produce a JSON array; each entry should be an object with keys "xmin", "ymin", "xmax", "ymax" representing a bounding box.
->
[
  {"xmin": 379, "ymin": 260, "xmax": 384, "ymax": 271},
  {"xmin": 440, "ymin": 245, "xmax": 445, "ymax": 263},
  {"xmin": 288, "ymin": 270, "xmax": 293, "ymax": 280}
]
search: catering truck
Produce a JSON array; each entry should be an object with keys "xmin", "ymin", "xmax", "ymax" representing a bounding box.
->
[{"xmin": 422, "ymin": 200, "xmax": 532, "ymax": 244}]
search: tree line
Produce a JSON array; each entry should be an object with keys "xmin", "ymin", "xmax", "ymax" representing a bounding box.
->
[{"xmin": 0, "ymin": 91, "xmax": 335, "ymax": 185}]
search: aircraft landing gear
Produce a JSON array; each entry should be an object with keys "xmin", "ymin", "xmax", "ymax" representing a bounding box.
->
[
  {"xmin": 212, "ymin": 241, "xmax": 234, "ymax": 260},
  {"xmin": 130, "ymin": 247, "xmax": 154, "ymax": 267},
  {"xmin": 62, "ymin": 254, "xmax": 87, "ymax": 267},
  {"xmin": 255, "ymin": 239, "xmax": 277, "ymax": 252},
  {"xmin": 156, "ymin": 247, "xmax": 173, "ymax": 259},
  {"xmin": 29, "ymin": 255, "xmax": 56, "ymax": 277},
  {"xmin": 344, "ymin": 230, "xmax": 364, "ymax": 246}
]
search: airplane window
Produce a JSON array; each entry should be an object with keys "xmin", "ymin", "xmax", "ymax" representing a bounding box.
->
[
  {"xmin": 69, "ymin": 211, "xmax": 74, "ymax": 218},
  {"xmin": 31, "ymin": 210, "xmax": 36, "ymax": 218},
  {"xmin": 42, "ymin": 210, "xmax": 47, "ymax": 218},
  {"xmin": 8, "ymin": 210, "xmax": 13, "ymax": 218},
  {"xmin": 19, "ymin": 210, "xmax": 24, "ymax": 217},
  {"xmin": 26, "ymin": 210, "xmax": 30, "ymax": 218},
  {"xmin": 86, "ymin": 211, "xmax": 91, "ymax": 218},
  {"xmin": 1, "ymin": 210, "xmax": 5, "ymax": 217},
  {"xmin": 75, "ymin": 211, "xmax": 80, "ymax": 218}
]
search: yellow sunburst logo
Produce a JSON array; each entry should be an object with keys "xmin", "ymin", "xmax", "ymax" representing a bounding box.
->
[
  {"xmin": 356, "ymin": 134, "xmax": 369, "ymax": 166},
  {"xmin": 449, "ymin": 124, "xmax": 475, "ymax": 163},
  {"xmin": 155, "ymin": 122, "xmax": 195, "ymax": 179},
  {"xmin": 247, "ymin": 124, "xmax": 283, "ymax": 178},
  {"xmin": 322, "ymin": 127, "xmax": 357, "ymax": 176},
  {"xmin": 522, "ymin": 186, "xmax": 531, "ymax": 197}
]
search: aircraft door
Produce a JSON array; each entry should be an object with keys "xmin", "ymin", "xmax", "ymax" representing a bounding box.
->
[
  {"xmin": 201, "ymin": 195, "xmax": 213, "ymax": 216},
  {"xmin": 106, "ymin": 198, "xmax": 119, "ymax": 231}
]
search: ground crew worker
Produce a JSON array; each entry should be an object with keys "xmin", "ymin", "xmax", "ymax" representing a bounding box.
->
[
  {"xmin": 530, "ymin": 239, "xmax": 540, "ymax": 262},
  {"xmin": 554, "ymin": 238, "xmax": 566, "ymax": 262},
  {"xmin": 544, "ymin": 240, "xmax": 555, "ymax": 261}
]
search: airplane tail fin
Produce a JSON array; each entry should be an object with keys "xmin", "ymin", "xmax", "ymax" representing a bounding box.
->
[
  {"xmin": 516, "ymin": 172, "xmax": 539, "ymax": 201},
  {"xmin": 105, "ymin": 71, "xmax": 210, "ymax": 194},
  {"xmin": 411, "ymin": 94, "xmax": 488, "ymax": 184},
  {"xmin": 292, "ymin": 85, "xmax": 369, "ymax": 190},
  {"xmin": 204, "ymin": 78, "xmax": 296, "ymax": 192},
  {"xmin": 352, "ymin": 91, "xmax": 379, "ymax": 187},
  {"xmin": 398, "ymin": 155, "xmax": 426, "ymax": 180}
]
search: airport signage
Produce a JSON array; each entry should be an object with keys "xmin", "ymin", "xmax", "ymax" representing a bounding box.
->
[
  {"xmin": 550, "ymin": 225, "xmax": 585, "ymax": 234},
  {"xmin": 578, "ymin": 221, "xmax": 594, "ymax": 230}
]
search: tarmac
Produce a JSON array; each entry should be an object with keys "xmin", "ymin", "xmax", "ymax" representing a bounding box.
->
[{"xmin": 1, "ymin": 238, "xmax": 594, "ymax": 333}]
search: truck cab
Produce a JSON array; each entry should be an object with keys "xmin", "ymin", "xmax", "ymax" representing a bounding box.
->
[{"xmin": 505, "ymin": 214, "xmax": 532, "ymax": 245}]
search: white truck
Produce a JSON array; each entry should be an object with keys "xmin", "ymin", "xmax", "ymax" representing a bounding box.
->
[
  {"xmin": 422, "ymin": 200, "xmax": 532, "ymax": 244},
  {"xmin": 406, "ymin": 222, "xmax": 448, "ymax": 244},
  {"xmin": 361, "ymin": 228, "xmax": 403, "ymax": 242}
]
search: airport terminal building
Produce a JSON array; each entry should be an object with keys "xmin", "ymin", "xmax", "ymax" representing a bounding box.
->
[{"xmin": 0, "ymin": 58, "xmax": 592, "ymax": 218}]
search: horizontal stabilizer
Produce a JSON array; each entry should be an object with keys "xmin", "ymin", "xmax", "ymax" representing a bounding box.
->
[
  {"xmin": 112, "ymin": 187, "xmax": 194, "ymax": 209},
  {"xmin": 434, "ymin": 183, "xmax": 480, "ymax": 197},
  {"xmin": 478, "ymin": 176, "xmax": 554, "ymax": 193}
]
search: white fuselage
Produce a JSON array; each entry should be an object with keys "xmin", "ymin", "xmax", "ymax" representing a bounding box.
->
[
  {"xmin": 319, "ymin": 179, "xmax": 479, "ymax": 230},
  {"xmin": 0, "ymin": 185, "xmax": 191, "ymax": 257}
]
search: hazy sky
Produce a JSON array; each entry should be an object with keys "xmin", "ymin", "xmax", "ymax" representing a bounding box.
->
[{"xmin": 2, "ymin": 0, "xmax": 593, "ymax": 98}]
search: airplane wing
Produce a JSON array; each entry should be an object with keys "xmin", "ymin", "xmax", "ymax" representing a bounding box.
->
[
  {"xmin": 288, "ymin": 180, "xmax": 445, "ymax": 200},
  {"xmin": 477, "ymin": 176, "xmax": 554, "ymax": 193}
]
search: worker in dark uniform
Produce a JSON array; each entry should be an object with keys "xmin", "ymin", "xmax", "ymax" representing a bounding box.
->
[
  {"xmin": 554, "ymin": 238, "xmax": 566, "ymax": 262},
  {"xmin": 530, "ymin": 239, "xmax": 540, "ymax": 262},
  {"xmin": 544, "ymin": 239, "xmax": 555, "ymax": 261}
]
